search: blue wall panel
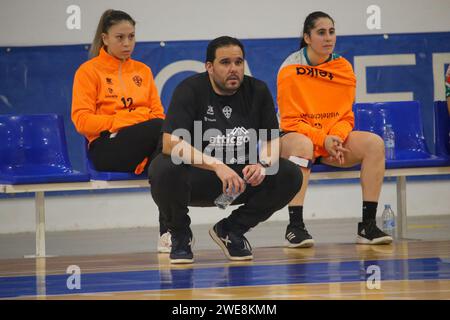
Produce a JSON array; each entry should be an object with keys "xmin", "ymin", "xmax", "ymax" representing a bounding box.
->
[{"xmin": 1, "ymin": 32, "xmax": 449, "ymax": 171}]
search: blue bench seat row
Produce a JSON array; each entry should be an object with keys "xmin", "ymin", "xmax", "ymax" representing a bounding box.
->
[
  {"xmin": 0, "ymin": 114, "xmax": 90, "ymax": 184},
  {"xmin": 354, "ymin": 101, "xmax": 449, "ymax": 168},
  {"xmin": 312, "ymin": 101, "xmax": 450, "ymax": 173},
  {"xmin": 1, "ymin": 101, "xmax": 449, "ymax": 185}
]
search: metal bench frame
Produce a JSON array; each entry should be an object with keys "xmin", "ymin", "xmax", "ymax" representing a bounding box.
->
[{"xmin": 2, "ymin": 166, "xmax": 450, "ymax": 258}]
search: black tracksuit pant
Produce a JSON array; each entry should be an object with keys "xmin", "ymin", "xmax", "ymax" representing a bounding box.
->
[
  {"xmin": 88, "ymin": 118, "xmax": 163, "ymax": 172},
  {"xmin": 148, "ymin": 154, "xmax": 302, "ymax": 235}
]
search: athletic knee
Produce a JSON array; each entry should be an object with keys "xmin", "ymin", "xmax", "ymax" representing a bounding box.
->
[
  {"xmin": 366, "ymin": 133, "xmax": 385, "ymax": 156},
  {"xmin": 281, "ymin": 133, "xmax": 314, "ymax": 159}
]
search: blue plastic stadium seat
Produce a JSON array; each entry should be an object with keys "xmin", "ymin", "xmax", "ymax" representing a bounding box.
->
[
  {"xmin": 433, "ymin": 101, "xmax": 450, "ymax": 159},
  {"xmin": 354, "ymin": 101, "xmax": 448, "ymax": 168},
  {"xmin": 84, "ymin": 140, "xmax": 147, "ymax": 181},
  {"xmin": 0, "ymin": 114, "xmax": 90, "ymax": 184}
]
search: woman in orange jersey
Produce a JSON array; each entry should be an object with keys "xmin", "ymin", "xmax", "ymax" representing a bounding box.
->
[
  {"xmin": 71, "ymin": 10, "xmax": 167, "ymax": 248},
  {"xmin": 72, "ymin": 9, "xmax": 165, "ymax": 173},
  {"xmin": 277, "ymin": 11, "xmax": 392, "ymax": 247}
]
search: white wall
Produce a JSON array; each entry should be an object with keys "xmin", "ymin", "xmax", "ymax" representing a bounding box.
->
[
  {"xmin": 0, "ymin": 0, "xmax": 449, "ymax": 46},
  {"xmin": 1, "ymin": 180, "xmax": 449, "ymax": 233}
]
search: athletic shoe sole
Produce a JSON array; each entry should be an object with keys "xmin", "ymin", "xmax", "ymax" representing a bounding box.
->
[
  {"xmin": 157, "ymin": 247, "xmax": 171, "ymax": 254},
  {"xmin": 209, "ymin": 227, "xmax": 253, "ymax": 261},
  {"xmin": 284, "ymin": 238, "xmax": 315, "ymax": 248},
  {"xmin": 169, "ymin": 257, "xmax": 194, "ymax": 264},
  {"xmin": 356, "ymin": 235, "xmax": 393, "ymax": 245}
]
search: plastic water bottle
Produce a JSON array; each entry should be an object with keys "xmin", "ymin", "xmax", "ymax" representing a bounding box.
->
[
  {"xmin": 381, "ymin": 204, "xmax": 396, "ymax": 238},
  {"xmin": 214, "ymin": 188, "xmax": 241, "ymax": 210},
  {"xmin": 383, "ymin": 124, "xmax": 395, "ymax": 160}
]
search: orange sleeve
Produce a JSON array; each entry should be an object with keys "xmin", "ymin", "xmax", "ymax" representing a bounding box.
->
[
  {"xmin": 71, "ymin": 66, "xmax": 114, "ymax": 138},
  {"xmin": 328, "ymin": 84, "xmax": 355, "ymax": 142},
  {"xmin": 297, "ymin": 120, "xmax": 327, "ymax": 149},
  {"xmin": 328, "ymin": 108, "xmax": 354, "ymax": 142},
  {"xmin": 147, "ymin": 68, "xmax": 166, "ymax": 120}
]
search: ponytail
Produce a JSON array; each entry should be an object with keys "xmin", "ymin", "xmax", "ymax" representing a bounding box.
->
[{"xmin": 89, "ymin": 9, "xmax": 135, "ymax": 58}]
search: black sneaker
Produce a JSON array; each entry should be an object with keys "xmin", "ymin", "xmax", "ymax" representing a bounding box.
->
[
  {"xmin": 209, "ymin": 219, "xmax": 253, "ymax": 261},
  {"xmin": 169, "ymin": 228, "xmax": 194, "ymax": 264},
  {"xmin": 356, "ymin": 220, "xmax": 393, "ymax": 245},
  {"xmin": 285, "ymin": 223, "xmax": 315, "ymax": 248}
]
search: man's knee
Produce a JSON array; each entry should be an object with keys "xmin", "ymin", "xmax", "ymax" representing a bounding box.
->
[
  {"xmin": 281, "ymin": 133, "xmax": 314, "ymax": 159},
  {"xmin": 148, "ymin": 154, "xmax": 188, "ymax": 187},
  {"xmin": 276, "ymin": 158, "xmax": 303, "ymax": 193}
]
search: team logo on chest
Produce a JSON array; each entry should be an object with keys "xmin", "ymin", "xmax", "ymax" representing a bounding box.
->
[
  {"xmin": 222, "ymin": 105, "xmax": 232, "ymax": 119},
  {"xmin": 132, "ymin": 75, "xmax": 143, "ymax": 87},
  {"xmin": 204, "ymin": 105, "xmax": 216, "ymax": 122}
]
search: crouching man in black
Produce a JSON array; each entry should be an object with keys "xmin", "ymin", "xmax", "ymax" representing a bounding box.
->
[{"xmin": 149, "ymin": 36, "xmax": 302, "ymax": 264}]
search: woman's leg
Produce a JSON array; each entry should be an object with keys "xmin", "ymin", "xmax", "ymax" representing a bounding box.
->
[
  {"xmin": 320, "ymin": 131, "xmax": 392, "ymax": 245},
  {"xmin": 89, "ymin": 118, "xmax": 163, "ymax": 172},
  {"xmin": 280, "ymin": 132, "xmax": 315, "ymax": 247},
  {"xmin": 320, "ymin": 131, "xmax": 385, "ymax": 202}
]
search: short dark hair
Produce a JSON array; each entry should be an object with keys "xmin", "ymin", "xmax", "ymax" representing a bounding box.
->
[
  {"xmin": 205, "ymin": 36, "xmax": 245, "ymax": 63},
  {"xmin": 300, "ymin": 11, "xmax": 335, "ymax": 49}
]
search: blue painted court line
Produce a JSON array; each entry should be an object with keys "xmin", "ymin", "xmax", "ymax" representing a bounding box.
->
[{"xmin": 1, "ymin": 257, "xmax": 449, "ymax": 298}]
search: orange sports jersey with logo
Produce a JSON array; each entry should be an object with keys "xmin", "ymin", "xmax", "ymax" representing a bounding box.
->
[
  {"xmin": 277, "ymin": 50, "xmax": 356, "ymax": 158},
  {"xmin": 71, "ymin": 47, "xmax": 165, "ymax": 143}
]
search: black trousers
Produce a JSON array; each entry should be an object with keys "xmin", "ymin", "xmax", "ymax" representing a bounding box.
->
[
  {"xmin": 148, "ymin": 154, "xmax": 302, "ymax": 235},
  {"xmin": 88, "ymin": 118, "xmax": 163, "ymax": 172}
]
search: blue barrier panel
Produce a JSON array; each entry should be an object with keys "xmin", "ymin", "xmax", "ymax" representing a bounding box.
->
[{"xmin": 1, "ymin": 32, "xmax": 450, "ymax": 171}]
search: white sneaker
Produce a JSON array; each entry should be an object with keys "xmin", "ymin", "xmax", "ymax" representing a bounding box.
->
[{"xmin": 157, "ymin": 231, "xmax": 172, "ymax": 253}]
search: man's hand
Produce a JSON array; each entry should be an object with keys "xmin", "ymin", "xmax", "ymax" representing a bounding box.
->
[
  {"xmin": 243, "ymin": 164, "xmax": 266, "ymax": 187},
  {"xmin": 214, "ymin": 163, "xmax": 246, "ymax": 195}
]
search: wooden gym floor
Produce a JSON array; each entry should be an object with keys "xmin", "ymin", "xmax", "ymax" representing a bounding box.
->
[{"xmin": 1, "ymin": 240, "xmax": 449, "ymax": 300}]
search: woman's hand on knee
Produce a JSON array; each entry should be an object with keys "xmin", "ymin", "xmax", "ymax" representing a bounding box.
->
[{"xmin": 324, "ymin": 135, "xmax": 349, "ymax": 165}]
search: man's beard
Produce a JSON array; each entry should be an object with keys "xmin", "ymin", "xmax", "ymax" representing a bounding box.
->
[{"xmin": 213, "ymin": 77, "xmax": 242, "ymax": 95}]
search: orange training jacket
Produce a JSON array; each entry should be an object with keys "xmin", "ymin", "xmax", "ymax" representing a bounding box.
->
[
  {"xmin": 277, "ymin": 49, "xmax": 356, "ymax": 158},
  {"xmin": 71, "ymin": 47, "xmax": 165, "ymax": 144}
]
